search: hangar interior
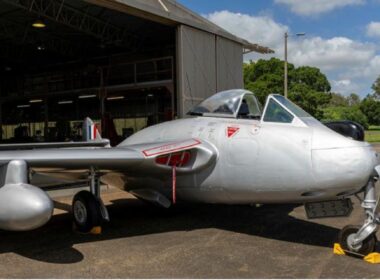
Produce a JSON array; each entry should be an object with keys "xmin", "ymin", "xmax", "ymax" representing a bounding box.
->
[{"xmin": 0, "ymin": 0, "xmax": 272, "ymax": 145}]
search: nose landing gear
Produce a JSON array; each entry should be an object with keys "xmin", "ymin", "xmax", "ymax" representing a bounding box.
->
[
  {"xmin": 336, "ymin": 174, "xmax": 380, "ymax": 262},
  {"xmin": 338, "ymin": 225, "xmax": 377, "ymax": 256}
]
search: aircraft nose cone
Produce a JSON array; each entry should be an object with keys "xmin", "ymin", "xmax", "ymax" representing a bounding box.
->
[
  {"xmin": 311, "ymin": 137, "xmax": 377, "ymax": 197},
  {"xmin": 0, "ymin": 183, "xmax": 54, "ymax": 231}
]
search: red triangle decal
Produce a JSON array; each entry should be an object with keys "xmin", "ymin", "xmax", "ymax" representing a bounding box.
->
[{"xmin": 227, "ymin": 127, "xmax": 239, "ymax": 138}]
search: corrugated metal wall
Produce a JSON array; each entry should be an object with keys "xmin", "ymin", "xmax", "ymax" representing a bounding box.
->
[
  {"xmin": 177, "ymin": 25, "xmax": 216, "ymax": 116},
  {"xmin": 177, "ymin": 25, "xmax": 244, "ymax": 116},
  {"xmin": 216, "ymin": 36, "xmax": 244, "ymax": 92}
]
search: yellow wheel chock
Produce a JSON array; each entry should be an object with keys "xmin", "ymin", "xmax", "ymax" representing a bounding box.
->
[
  {"xmin": 364, "ymin": 253, "xmax": 380, "ymax": 264},
  {"xmin": 72, "ymin": 223, "xmax": 102, "ymax": 235},
  {"xmin": 90, "ymin": 226, "xmax": 102, "ymax": 235},
  {"xmin": 333, "ymin": 243, "xmax": 345, "ymax": 255},
  {"xmin": 333, "ymin": 243, "xmax": 380, "ymax": 264}
]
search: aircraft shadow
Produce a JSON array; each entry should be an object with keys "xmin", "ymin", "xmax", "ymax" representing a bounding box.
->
[{"xmin": 0, "ymin": 198, "xmax": 349, "ymax": 264}]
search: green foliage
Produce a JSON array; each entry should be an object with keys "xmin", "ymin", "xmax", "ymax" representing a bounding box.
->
[
  {"xmin": 328, "ymin": 93, "xmax": 349, "ymax": 107},
  {"xmin": 292, "ymin": 66, "xmax": 331, "ymax": 92},
  {"xmin": 365, "ymin": 126, "xmax": 380, "ymax": 143},
  {"xmin": 243, "ymin": 58, "xmax": 331, "ymax": 119},
  {"xmin": 244, "ymin": 58, "xmax": 291, "ymax": 104},
  {"xmin": 322, "ymin": 106, "xmax": 369, "ymax": 129},
  {"xmin": 340, "ymin": 107, "xmax": 369, "ymax": 129},
  {"xmin": 372, "ymin": 76, "xmax": 380, "ymax": 99},
  {"xmin": 243, "ymin": 59, "xmax": 380, "ymax": 127},
  {"xmin": 245, "ymin": 74, "xmax": 284, "ymax": 104},
  {"xmin": 347, "ymin": 93, "xmax": 361, "ymax": 106},
  {"xmin": 288, "ymin": 84, "xmax": 330, "ymax": 119},
  {"xmin": 360, "ymin": 95, "xmax": 380, "ymax": 125}
]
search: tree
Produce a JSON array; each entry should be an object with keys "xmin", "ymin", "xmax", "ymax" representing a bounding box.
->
[
  {"xmin": 243, "ymin": 58, "xmax": 331, "ymax": 119},
  {"xmin": 329, "ymin": 93, "xmax": 349, "ymax": 107},
  {"xmin": 289, "ymin": 84, "xmax": 330, "ymax": 119},
  {"xmin": 360, "ymin": 95, "xmax": 380, "ymax": 125},
  {"xmin": 243, "ymin": 60, "xmax": 255, "ymax": 85},
  {"xmin": 244, "ymin": 58, "xmax": 292, "ymax": 104},
  {"xmin": 347, "ymin": 93, "xmax": 361, "ymax": 106},
  {"xmin": 245, "ymin": 73, "xmax": 284, "ymax": 104},
  {"xmin": 291, "ymin": 66, "xmax": 331, "ymax": 92},
  {"xmin": 372, "ymin": 76, "xmax": 380, "ymax": 99}
]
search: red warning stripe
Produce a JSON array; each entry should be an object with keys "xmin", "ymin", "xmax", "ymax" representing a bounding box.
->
[{"xmin": 172, "ymin": 165, "xmax": 176, "ymax": 204}]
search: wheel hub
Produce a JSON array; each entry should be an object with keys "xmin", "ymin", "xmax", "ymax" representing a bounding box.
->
[
  {"xmin": 347, "ymin": 233, "xmax": 362, "ymax": 252},
  {"xmin": 73, "ymin": 200, "xmax": 87, "ymax": 225}
]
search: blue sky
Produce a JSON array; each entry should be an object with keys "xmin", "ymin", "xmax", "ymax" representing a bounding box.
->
[{"xmin": 178, "ymin": 0, "xmax": 380, "ymax": 97}]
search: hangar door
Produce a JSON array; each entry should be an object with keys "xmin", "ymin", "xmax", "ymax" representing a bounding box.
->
[
  {"xmin": 216, "ymin": 36, "xmax": 244, "ymax": 93},
  {"xmin": 177, "ymin": 25, "xmax": 244, "ymax": 116}
]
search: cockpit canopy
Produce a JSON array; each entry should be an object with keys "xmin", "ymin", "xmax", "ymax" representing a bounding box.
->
[
  {"xmin": 188, "ymin": 89, "xmax": 313, "ymax": 124},
  {"xmin": 188, "ymin": 89, "xmax": 262, "ymax": 119}
]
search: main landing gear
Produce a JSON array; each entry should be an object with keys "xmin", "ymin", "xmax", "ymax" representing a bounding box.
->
[
  {"xmin": 337, "ymin": 175, "xmax": 380, "ymax": 260},
  {"xmin": 72, "ymin": 167, "xmax": 109, "ymax": 233}
]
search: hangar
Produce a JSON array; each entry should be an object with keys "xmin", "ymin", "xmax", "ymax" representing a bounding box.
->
[{"xmin": 0, "ymin": 0, "xmax": 273, "ymax": 145}]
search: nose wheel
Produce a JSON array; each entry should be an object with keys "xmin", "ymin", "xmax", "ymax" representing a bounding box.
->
[
  {"xmin": 337, "ymin": 176, "xmax": 379, "ymax": 258},
  {"xmin": 338, "ymin": 225, "xmax": 377, "ymax": 256}
]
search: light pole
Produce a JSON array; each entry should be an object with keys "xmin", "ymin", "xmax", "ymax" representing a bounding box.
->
[{"xmin": 284, "ymin": 32, "xmax": 305, "ymax": 99}]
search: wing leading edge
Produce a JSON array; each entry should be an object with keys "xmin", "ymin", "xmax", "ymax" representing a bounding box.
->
[{"xmin": 0, "ymin": 138, "xmax": 217, "ymax": 174}]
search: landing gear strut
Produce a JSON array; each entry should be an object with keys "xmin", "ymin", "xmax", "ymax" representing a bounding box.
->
[
  {"xmin": 72, "ymin": 167, "xmax": 109, "ymax": 233},
  {"xmin": 338, "ymin": 176, "xmax": 379, "ymax": 256}
]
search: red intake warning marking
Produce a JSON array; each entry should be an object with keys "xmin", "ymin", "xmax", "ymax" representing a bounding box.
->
[
  {"xmin": 142, "ymin": 138, "xmax": 201, "ymax": 157},
  {"xmin": 227, "ymin": 126, "xmax": 240, "ymax": 138}
]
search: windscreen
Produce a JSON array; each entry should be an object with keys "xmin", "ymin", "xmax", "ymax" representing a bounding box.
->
[
  {"xmin": 273, "ymin": 95, "xmax": 312, "ymax": 118},
  {"xmin": 263, "ymin": 99, "xmax": 294, "ymax": 123}
]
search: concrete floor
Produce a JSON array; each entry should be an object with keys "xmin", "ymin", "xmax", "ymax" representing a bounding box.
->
[{"xmin": 0, "ymin": 147, "xmax": 379, "ymax": 278}]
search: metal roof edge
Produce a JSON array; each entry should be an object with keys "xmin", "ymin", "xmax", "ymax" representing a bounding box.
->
[{"xmin": 85, "ymin": 0, "xmax": 275, "ymax": 54}]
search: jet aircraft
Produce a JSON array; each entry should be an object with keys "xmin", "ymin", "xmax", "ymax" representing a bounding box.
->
[{"xmin": 0, "ymin": 89, "xmax": 378, "ymax": 256}]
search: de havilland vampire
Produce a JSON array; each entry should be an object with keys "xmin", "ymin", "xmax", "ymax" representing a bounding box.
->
[{"xmin": 0, "ymin": 89, "xmax": 378, "ymax": 255}]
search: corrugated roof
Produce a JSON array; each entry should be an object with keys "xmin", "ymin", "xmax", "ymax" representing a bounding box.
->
[{"xmin": 85, "ymin": 0, "xmax": 275, "ymax": 54}]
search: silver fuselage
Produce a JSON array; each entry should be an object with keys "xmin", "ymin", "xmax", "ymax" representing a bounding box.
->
[
  {"xmin": 0, "ymin": 90, "xmax": 378, "ymax": 231},
  {"xmin": 111, "ymin": 116, "xmax": 378, "ymax": 204}
]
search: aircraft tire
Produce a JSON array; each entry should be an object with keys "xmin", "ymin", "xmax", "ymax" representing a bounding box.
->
[
  {"xmin": 338, "ymin": 225, "xmax": 377, "ymax": 256},
  {"xmin": 72, "ymin": 191, "xmax": 102, "ymax": 233}
]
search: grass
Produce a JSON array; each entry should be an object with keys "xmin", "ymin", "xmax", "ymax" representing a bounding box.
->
[{"xmin": 365, "ymin": 126, "xmax": 380, "ymax": 143}]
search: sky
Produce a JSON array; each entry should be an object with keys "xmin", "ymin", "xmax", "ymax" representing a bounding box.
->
[{"xmin": 177, "ymin": 0, "xmax": 380, "ymax": 97}]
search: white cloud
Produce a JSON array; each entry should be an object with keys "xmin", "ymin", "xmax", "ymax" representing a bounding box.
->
[
  {"xmin": 367, "ymin": 55, "xmax": 380, "ymax": 75},
  {"xmin": 366, "ymin": 21, "xmax": 380, "ymax": 38},
  {"xmin": 349, "ymin": 55, "xmax": 380, "ymax": 78},
  {"xmin": 289, "ymin": 37, "xmax": 375, "ymax": 72},
  {"xmin": 205, "ymin": 10, "xmax": 379, "ymax": 96},
  {"xmin": 275, "ymin": 0, "xmax": 365, "ymax": 16},
  {"xmin": 207, "ymin": 11, "xmax": 287, "ymax": 49},
  {"xmin": 333, "ymin": 79, "xmax": 351, "ymax": 87},
  {"xmin": 331, "ymin": 79, "xmax": 360, "ymax": 94}
]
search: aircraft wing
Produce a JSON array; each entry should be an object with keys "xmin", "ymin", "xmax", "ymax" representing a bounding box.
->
[
  {"xmin": 0, "ymin": 139, "xmax": 110, "ymax": 150},
  {"xmin": 0, "ymin": 138, "xmax": 218, "ymax": 178},
  {"xmin": 0, "ymin": 138, "xmax": 217, "ymax": 231}
]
